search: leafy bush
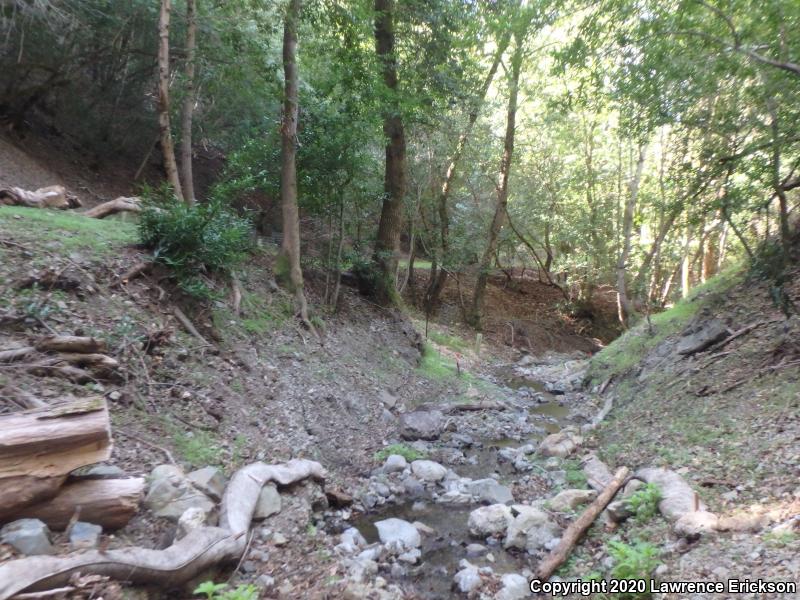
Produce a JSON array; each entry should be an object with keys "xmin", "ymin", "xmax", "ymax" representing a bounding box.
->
[
  {"xmin": 625, "ymin": 483, "xmax": 662, "ymax": 523},
  {"xmin": 375, "ymin": 443, "xmax": 426, "ymax": 462},
  {"xmin": 193, "ymin": 581, "xmax": 258, "ymax": 600},
  {"xmin": 139, "ymin": 185, "xmax": 253, "ymax": 296},
  {"xmin": 607, "ymin": 539, "xmax": 659, "ymax": 597}
]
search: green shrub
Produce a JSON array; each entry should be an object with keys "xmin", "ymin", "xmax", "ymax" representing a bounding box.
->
[
  {"xmin": 607, "ymin": 539, "xmax": 659, "ymax": 598},
  {"xmin": 375, "ymin": 443, "xmax": 426, "ymax": 462},
  {"xmin": 625, "ymin": 483, "xmax": 662, "ymax": 523},
  {"xmin": 193, "ymin": 581, "xmax": 258, "ymax": 600},
  {"xmin": 139, "ymin": 185, "xmax": 253, "ymax": 296}
]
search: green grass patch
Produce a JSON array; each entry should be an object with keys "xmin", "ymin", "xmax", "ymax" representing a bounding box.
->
[
  {"xmin": 418, "ymin": 342, "xmax": 459, "ymax": 380},
  {"xmin": 374, "ymin": 443, "xmax": 426, "ymax": 462},
  {"xmin": 588, "ymin": 265, "xmax": 743, "ymax": 382},
  {"xmin": 0, "ymin": 205, "xmax": 136, "ymax": 254},
  {"xmin": 626, "ymin": 483, "xmax": 662, "ymax": 524},
  {"xmin": 428, "ymin": 330, "xmax": 469, "ymax": 353},
  {"xmin": 563, "ymin": 458, "xmax": 588, "ymax": 487},
  {"xmin": 398, "ymin": 258, "xmax": 432, "ymax": 270}
]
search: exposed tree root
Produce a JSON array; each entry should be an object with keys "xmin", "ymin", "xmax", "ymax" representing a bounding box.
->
[
  {"xmin": 82, "ymin": 197, "xmax": 142, "ymax": 219},
  {"xmin": 0, "ymin": 459, "xmax": 325, "ymax": 599}
]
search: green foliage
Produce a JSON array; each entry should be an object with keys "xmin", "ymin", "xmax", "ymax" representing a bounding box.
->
[
  {"xmin": 428, "ymin": 330, "xmax": 468, "ymax": 353},
  {"xmin": 169, "ymin": 428, "xmax": 222, "ymax": 468},
  {"xmin": 625, "ymin": 483, "xmax": 662, "ymax": 524},
  {"xmin": 375, "ymin": 443, "xmax": 426, "ymax": 462},
  {"xmin": 563, "ymin": 459, "xmax": 588, "ymax": 488},
  {"xmin": 607, "ymin": 539, "xmax": 659, "ymax": 595},
  {"xmin": 193, "ymin": 582, "xmax": 258, "ymax": 600},
  {"xmin": 138, "ymin": 186, "xmax": 253, "ymax": 297},
  {"xmin": 418, "ymin": 342, "xmax": 458, "ymax": 380}
]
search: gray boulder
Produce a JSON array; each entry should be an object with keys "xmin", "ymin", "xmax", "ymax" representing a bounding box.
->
[
  {"xmin": 383, "ymin": 454, "xmax": 408, "ymax": 474},
  {"xmin": 399, "ymin": 410, "xmax": 444, "ymax": 441},
  {"xmin": 69, "ymin": 521, "xmax": 102, "ymax": 550},
  {"xmin": 411, "ymin": 459, "xmax": 447, "ymax": 482},
  {"xmin": 582, "ymin": 454, "xmax": 613, "ymax": 492},
  {"xmin": 144, "ymin": 475, "xmax": 215, "ymax": 521},
  {"xmin": 375, "ymin": 518, "xmax": 421, "ymax": 549},
  {"xmin": 0, "ymin": 519, "xmax": 54, "ymax": 555},
  {"xmin": 176, "ymin": 506, "xmax": 210, "ymax": 540},
  {"xmin": 468, "ymin": 504, "xmax": 513, "ymax": 538},
  {"xmin": 187, "ymin": 466, "xmax": 226, "ymax": 502},
  {"xmin": 504, "ymin": 505, "xmax": 561, "ymax": 552},
  {"xmin": 253, "ymin": 483, "xmax": 282, "ymax": 519},
  {"xmin": 497, "ymin": 574, "xmax": 530, "ymax": 600},
  {"xmin": 465, "ymin": 478, "xmax": 514, "ymax": 505},
  {"xmin": 453, "ymin": 561, "xmax": 483, "ymax": 594},
  {"xmin": 538, "ymin": 430, "xmax": 582, "ymax": 458},
  {"xmin": 677, "ymin": 319, "xmax": 729, "ymax": 355}
]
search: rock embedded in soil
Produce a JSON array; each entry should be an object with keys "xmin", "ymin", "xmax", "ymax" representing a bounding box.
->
[
  {"xmin": 0, "ymin": 519, "xmax": 54, "ymax": 555},
  {"xmin": 582, "ymin": 453, "xmax": 614, "ymax": 491},
  {"xmin": 410, "ymin": 459, "xmax": 447, "ymax": 482},
  {"xmin": 453, "ymin": 560, "xmax": 484, "ymax": 594},
  {"xmin": 504, "ymin": 505, "xmax": 562, "ymax": 552},
  {"xmin": 175, "ymin": 506, "xmax": 209, "ymax": 541},
  {"xmin": 382, "ymin": 454, "xmax": 408, "ymax": 473},
  {"xmin": 68, "ymin": 521, "xmax": 102, "ymax": 549},
  {"xmin": 538, "ymin": 430, "xmax": 582, "ymax": 458},
  {"xmin": 253, "ymin": 483, "xmax": 282, "ymax": 519},
  {"xmin": 497, "ymin": 573, "xmax": 530, "ymax": 600},
  {"xmin": 187, "ymin": 466, "xmax": 226, "ymax": 501},
  {"xmin": 399, "ymin": 410, "xmax": 444, "ymax": 441},
  {"xmin": 375, "ymin": 517, "xmax": 421, "ymax": 549},
  {"xmin": 549, "ymin": 488, "xmax": 597, "ymax": 512},
  {"xmin": 144, "ymin": 475, "xmax": 215, "ymax": 520},
  {"xmin": 676, "ymin": 319, "xmax": 730, "ymax": 355},
  {"xmin": 468, "ymin": 504, "xmax": 513, "ymax": 538}
]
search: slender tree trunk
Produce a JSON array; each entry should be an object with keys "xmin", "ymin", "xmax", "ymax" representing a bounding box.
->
[
  {"xmin": 616, "ymin": 143, "xmax": 646, "ymax": 327},
  {"xmin": 372, "ymin": 0, "xmax": 407, "ymax": 305},
  {"xmin": 279, "ymin": 0, "xmax": 313, "ymax": 331},
  {"xmin": 468, "ymin": 25, "xmax": 527, "ymax": 330},
  {"xmin": 331, "ymin": 196, "xmax": 346, "ymax": 310},
  {"xmin": 179, "ymin": 0, "xmax": 197, "ymax": 204},
  {"xmin": 681, "ymin": 226, "xmax": 692, "ymax": 299},
  {"xmin": 424, "ymin": 30, "xmax": 512, "ymax": 313},
  {"xmin": 157, "ymin": 0, "xmax": 183, "ymax": 200}
]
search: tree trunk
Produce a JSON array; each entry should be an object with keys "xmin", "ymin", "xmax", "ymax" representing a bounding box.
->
[
  {"xmin": 616, "ymin": 143, "xmax": 646, "ymax": 327},
  {"xmin": 372, "ymin": 0, "xmax": 407, "ymax": 305},
  {"xmin": 424, "ymin": 30, "xmax": 512, "ymax": 312},
  {"xmin": 467, "ymin": 27, "xmax": 527, "ymax": 329},
  {"xmin": 179, "ymin": 0, "xmax": 197, "ymax": 204},
  {"xmin": 157, "ymin": 0, "xmax": 183, "ymax": 200},
  {"xmin": 278, "ymin": 0, "xmax": 313, "ymax": 331}
]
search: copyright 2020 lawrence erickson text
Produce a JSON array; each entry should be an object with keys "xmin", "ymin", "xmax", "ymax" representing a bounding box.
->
[{"xmin": 529, "ymin": 577, "xmax": 797, "ymax": 596}]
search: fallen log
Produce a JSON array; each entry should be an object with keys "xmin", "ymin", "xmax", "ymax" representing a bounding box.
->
[
  {"xmin": 0, "ymin": 459, "xmax": 326, "ymax": 599},
  {"xmin": 0, "ymin": 397, "xmax": 112, "ymax": 516},
  {"xmin": 0, "ymin": 186, "xmax": 81, "ymax": 210},
  {"xmin": 535, "ymin": 466, "xmax": 629, "ymax": 581},
  {"xmin": 11, "ymin": 477, "xmax": 144, "ymax": 531},
  {"xmin": 82, "ymin": 197, "xmax": 141, "ymax": 219},
  {"xmin": 35, "ymin": 336, "xmax": 107, "ymax": 354},
  {"xmin": 27, "ymin": 364, "xmax": 94, "ymax": 383},
  {"xmin": 112, "ymin": 261, "xmax": 152, "ymax": 287}
]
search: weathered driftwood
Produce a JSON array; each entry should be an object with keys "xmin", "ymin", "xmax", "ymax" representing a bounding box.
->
[
  {"xmin": 12, "ymin": 478, "xmax": 144, "ymax": 531},
  {"xmin": 83, "ymin": 197, "xmax": 141, "ymax": 219},
  {"xmin": 0, "ymin": 459, "xmax": 326, "ymax": 599},
  {"xmin": 0, "ymin": 346, "xmax": 35, "ymax": 363},
  {"xmin": 0, "ymin": 186, "xmax": 81, "ymax": 210},
  {"xmin": 0, "ymin": 397, "xmax": 111, "ymax": 515},
  {"xmin": 535, "ymin": 466, "xmax": 629, "ymax": 581},
  {"xmin": 27, "ymin": 364, "xmax": 94, "ymax": 383},
  {"xmin": 35, "ymin": 336, "xmax": 107, "ymax": 354}
]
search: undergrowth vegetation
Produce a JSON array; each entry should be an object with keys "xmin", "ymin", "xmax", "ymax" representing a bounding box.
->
[{"xmin": 139, "ymin": 186, "xmax": 253, "ymax": 298}]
